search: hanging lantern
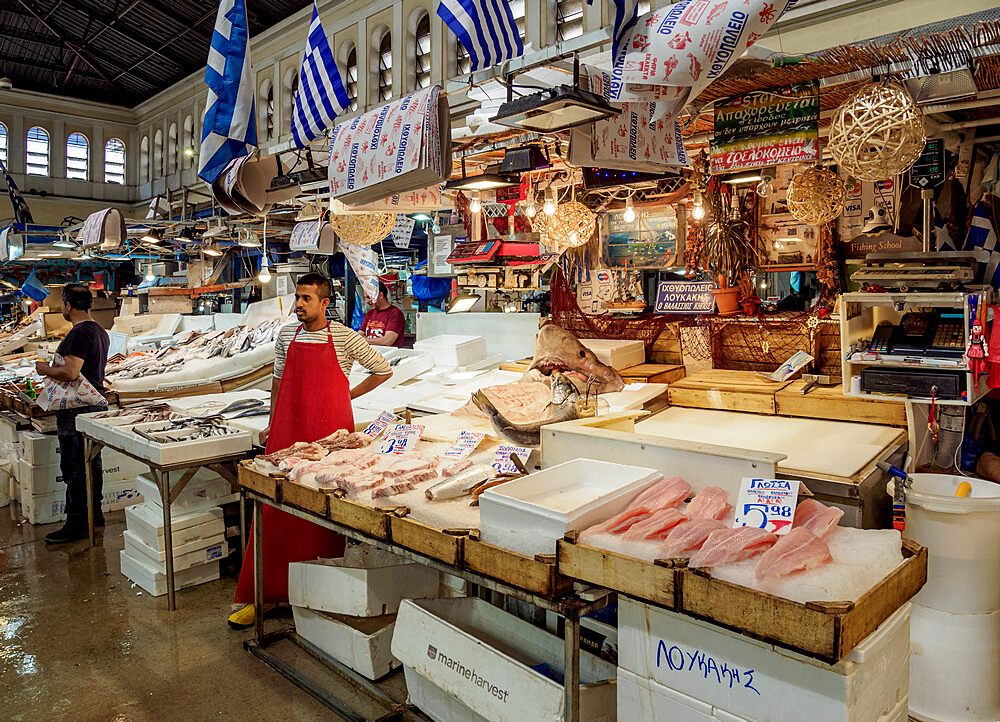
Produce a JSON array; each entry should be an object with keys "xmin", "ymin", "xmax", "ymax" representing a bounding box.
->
[
  {"xmin": 542, "ymin": 201, "xmax": 595, "ymax": 250},
  {"xmin": 827, "ymin": 80, "xmax": 926, "ymax": 182},
  {"xmin": 786, "ymin": 167, "xmax": 847, "ymax": 225},
  {"xmin": 328, "ymin": 213, "xmax": 396, "ymax": 246}
]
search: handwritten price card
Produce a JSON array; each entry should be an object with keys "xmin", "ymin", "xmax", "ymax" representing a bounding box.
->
[
  {"xmin": 733, "ymin": 478, "xmax": 800, "ymax": 534},
  {"xmin": 491, "ymin": 444, "xmax": 532, "ymax": 474},
  {"xmin": 376, "ymin": 424, "xmax": 423, "ymax": 455},
  {"xmin": 442, "ymin": 431, "xmax": 485, "ymax": 459},
  {"xmin": 362, "ymin": 410, "xmax": 398, "ymax": 438}
]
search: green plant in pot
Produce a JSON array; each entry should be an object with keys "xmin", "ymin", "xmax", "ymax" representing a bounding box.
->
[{"xmin": 702, "ymin": 180, "xmax": 758, "ymax": 316}]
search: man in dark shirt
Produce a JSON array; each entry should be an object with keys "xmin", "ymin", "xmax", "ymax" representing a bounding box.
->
[
  {"xmin": 360, "ymin": 281, "xmax": 405, "ymax": 348},
  {"xmin": 36, "ymin": 284, "xmax": 110, "ymax": 544}
]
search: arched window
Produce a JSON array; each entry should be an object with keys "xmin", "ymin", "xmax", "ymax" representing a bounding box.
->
[
  {"xmin": 377, "ymin": 31, "xmax": 392, "ymax": 102},
  {"xmin": 0, "ymin": 124, "xmax": 7, "ymax": 167},
  {"xmin": 182, "ymin": 116, "xmax": 194, "ymax": 170},
  {"xmin": 260, "ymin": 80, "xmax": 274, "ymax": 141},
  {"xmin": 282, "ymin": 66, "xmax": 299, "ymax": 136},
  {"xmin": 556, "ymin": 0, "xmax": 583, "ymax": 41},
  {"xmin": 167, "ymin": 123, "xmax": 178, "ymax": 174},
  {"xmin": 25, "ymin": 127, "xmax": 49, "ymax": 176},
  {"xmin": 139, "ymin": 136, "xmax": 149, "ymax": 182},
  {"xmin": 66, "ymin": 133, "xmax": 89, "ymax": 180},
  {"xmin": 153, "ymin": 129, "xmax": 163, "ymax": 178},
  {"xmin": 511, "ymin": 0, "xmax": 525, "ymax": 40},
  {"xmin": 456, "ymin": 40, "xmax": 471, "ymax": 76},
  {"xmin": 344, "ymin": 45, "xmax": 358, "ymax": 112},
  {"xmin": 414, "ymin": 12, "xmax": 431, "ymax": 90},
  {"xmin": 104, "ymin": 139, "xmax": 126, "ymax": 184}
]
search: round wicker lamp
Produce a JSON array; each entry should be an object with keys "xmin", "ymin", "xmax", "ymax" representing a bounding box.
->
[
  {"xmin": 786, "ymin": 167, "xmax": 847, "ymax": 225},
  {"xmin": 329, "ymin": 213, "xmax": 396, "ymax": 246},
  {"xmin": 542, "ymin": 201, "xmax": 596, "ymax": 250},
  {"xmin": 828, "ymin": 81, "xmax": 926, "ymax": 182}
]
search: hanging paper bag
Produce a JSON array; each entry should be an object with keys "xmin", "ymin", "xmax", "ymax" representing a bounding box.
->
[{"xmin": 36, "ymin": 354, "xmax": 107, "ymax": 411}]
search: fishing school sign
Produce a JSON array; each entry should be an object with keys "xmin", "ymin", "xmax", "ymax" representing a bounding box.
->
[{"xmin": 711, "ymin": 81, "xmax": 819, "ymax": 173}]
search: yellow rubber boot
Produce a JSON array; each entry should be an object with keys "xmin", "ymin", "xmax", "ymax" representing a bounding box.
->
[{"xmin": 228, "ymin": 603, "xmax": 276, "ymax": 629}]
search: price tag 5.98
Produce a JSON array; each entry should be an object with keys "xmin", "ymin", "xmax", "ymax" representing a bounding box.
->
[{"xmin": 733, "ymin": 478, "xmax": 800, "ymax": 534}]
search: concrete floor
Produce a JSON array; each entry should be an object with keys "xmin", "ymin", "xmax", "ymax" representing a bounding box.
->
[{"xmin": 0, "ymin": 502, "xmax": 409, "ymax": 721}]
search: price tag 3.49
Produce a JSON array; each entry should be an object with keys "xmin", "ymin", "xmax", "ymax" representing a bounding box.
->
[{"xmin": 733, "ymin": 478, "xmax": 800, "ymax": 535}]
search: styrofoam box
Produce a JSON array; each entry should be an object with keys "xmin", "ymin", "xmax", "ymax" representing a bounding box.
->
[
  {"xmin": 119, "ymin": 549, "xmax": 219, "ymax": 596},
  {"xmin": 21, "ymin": 480, "xmax": 144, "ymax": 525},
  {"xmin": 580, "ymin": 338, "xmax": 646, "ymax": 370},
  {"xmin": 392, "ymin": 597, "xmax": 616, "ymax": 722},
  {"xmin": 413, "ymin": 335, "xmax": 488, "ymax": 368},
  {"xmin": 134, "ymin": 472, "xmax": 236, "ymax": 511},
  {"xmin": 18, "ymin": 431, "xmax": 58, "ymax": 466},
  {"xmin": 18, "ymin": 459, "xmax": 62, "ymax": 496},
  {"xmin": 618, "ymin": 596, "xmax": 911, "ymax": 722},
  {"xmin": 479, "ymin": 459, "xmax": 662, "ymax": 557},
  {"xmin": 289, "ymin": 556, "xmax": 439, "ymax": 617},
  {"xmin": 293, "ymin": 606, "xmax": 399, "ymax": 680},
  {"xmin": 123, "ymin": 529, "xmax": 227, "ymax": 573},
  {"xmin": 124, "ymin": 503, "xmax": 225, "ymax": 550}
]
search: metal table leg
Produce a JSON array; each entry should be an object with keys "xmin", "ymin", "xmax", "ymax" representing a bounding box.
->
[
  {"xmin": 253, "ymin": 496, "xmax": 264, "ymax": 642},
  {"xmin": 563, "ymin": 609, "xmax": 581, "ymax": 722},
  {"xmin": 238, "ymin": 487, "xmax": 247, "ymax": 564},
  {"xmin": 153, "ymin": 469, "xmax": 177, "ymax": 611},
  {"xmin": 84, "ymin": 438, "xmax": 95, "ymax": 547}
]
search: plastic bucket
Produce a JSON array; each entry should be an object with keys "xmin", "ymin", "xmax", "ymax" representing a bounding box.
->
[
  {"xmin": 909, "ymin": 604, "xmax": 1000, "ymax": 722},
  {"xmin": 903, "ymin": 473, "xmax": 1000, "ymax": 614}
]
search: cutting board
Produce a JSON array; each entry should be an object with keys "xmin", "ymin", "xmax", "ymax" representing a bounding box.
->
[
  {"xmin": 667, "ymin": 369, "xmax": 791, "ymax": 414},
  {"xmin": 636, "ymin": 407, "xmax": 905, "ymax": 480}
]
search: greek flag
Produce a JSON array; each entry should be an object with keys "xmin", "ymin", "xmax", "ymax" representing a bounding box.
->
[
  {"xmin": 437, "ymin": 0, "xmax": 523, "ymax": 73},
  {"xmin": 967, "ymin": 200, "xmax": 1000, "ymax": 287},
  {"xmin": 934, "ymin": 209, "xmax": 956, "ymax": 252},
  {"xmin": 198, "ymin": 0, "xmax": 257, "ymax": 185},
  {"xmin": 588, "ymin": 0, "xmax": 639, "ymax": 63},
  {"xmin": 291, "ymin": 4, "xmax": 351, "ymax": 149},
  {"xmin": 0, "ymin": 158, "xmax": 33, "ymax": 224}
]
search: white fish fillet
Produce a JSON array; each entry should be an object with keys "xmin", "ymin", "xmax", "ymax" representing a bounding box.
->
[
  {"xmin": 660, "ymin": 519, "xmax": 726, "ymax": 558},
  {"xmin": 792, "ymin": 499, "xmax": 844, "ymax": 538},
  {"xmin": 755, "ymin": 527, "xmax": 832, "ymax": 582},
  {"xmin": 620, "ymin": 508, "xmax": 686, "ymax": 542},
  {"xmin": 683, "ymin": 486, "xmax": 731, "ymax": 520},
  {"xmin": 627, "ymin": 476, "xmax": 690, "ymax": 511},
  {"xmin": 688, "ymin": 527, "xmax": 777, "ymax": 569}
]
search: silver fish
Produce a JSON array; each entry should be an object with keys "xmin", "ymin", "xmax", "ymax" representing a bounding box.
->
[
  {"xmin": 470, "ymin": 370, "xmax": 579, "ymax": 447},
  {"xmin": 425, "ymin": 464, "xmax": 495, "ymax": 501},
  {"xmin": 232, "ymin": 407, "xmax": 269, "ymax": 418},
  {"xmin": 219, "ymin": 398, "xmax": 264, "ymax": 415}
]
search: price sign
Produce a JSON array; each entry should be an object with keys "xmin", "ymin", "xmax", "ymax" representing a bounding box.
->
[
  {"xmin": 491, "ymin": 444, "xmax": 532, "ymax": 474},
  {"xmin": 733, "ymin": 478, "xmax": 800, "ymax": 535},
  {"xmin": 443, "ymin": 431, "xmax": 486, "ymax": 459},
  {"xmin": 376, "ymin": 424, "xmax": 423, "ymax": 455},
  {"xmin": 361, "ymin": 410, "xmax": 397, "ymax": 438}
]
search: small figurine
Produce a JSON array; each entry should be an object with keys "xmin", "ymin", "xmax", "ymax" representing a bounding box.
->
[{"xmin": 968, "ymin": 319, "xmax": 989, "ymax": 391}]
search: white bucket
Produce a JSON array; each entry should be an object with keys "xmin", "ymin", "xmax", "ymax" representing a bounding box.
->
[
  {"xmin": 903, "ymin": 473, "xmax": 1000, "ymax": 614},
  {"xmin": 909, "ymin": 604, "xmax": 1000, "ymax": 722}
]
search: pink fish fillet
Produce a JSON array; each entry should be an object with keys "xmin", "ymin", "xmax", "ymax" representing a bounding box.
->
[
  {"xmin": 582, "ymin": 507, "xmax": 654, "ymax": 536},
  {"xmin": 688, "ymin": 527, "xmax": 778, "ymax": 569},
  {"xmin": 792, "ymin": 499, "xmax": 844, "ymax": 538},
  {"xmin": 442, "ymin": 459, "xmax": 472, "ymax": 476},
  {"xmin": 621, "ymin": 508, "xmax": 686, "ymax": 542},
  {"xmin": 627, "ymin": 476, "xmax": 691, "ymax": 511},
  {"xmin": 660, "ymin": 519, "xmax": 726, "ymax": 558},
  {"xmin": 755, "ymin": 527, "xmax": 833, "ymax": 583},
  {"xmin": 683, "ymin": 486, "xmax": 732, "ymax": 520}
]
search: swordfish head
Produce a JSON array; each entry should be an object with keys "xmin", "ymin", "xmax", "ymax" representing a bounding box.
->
[{"xmin": 524, "ymin": 324, "xmax": 625, "ymax": 394}]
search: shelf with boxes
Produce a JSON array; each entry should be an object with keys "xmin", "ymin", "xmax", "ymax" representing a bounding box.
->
[{"xmin": 840, "ymin": 290, "xmax": 994, "ymax": 406}]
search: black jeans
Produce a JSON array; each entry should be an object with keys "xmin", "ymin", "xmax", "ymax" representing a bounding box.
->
[{"xmin": 56, "ymin": 406, "xmax": 104, "ymax": 528}]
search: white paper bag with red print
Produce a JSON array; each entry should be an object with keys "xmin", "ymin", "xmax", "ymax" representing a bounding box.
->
[{"xmin": 37, "ymin": 354, "xmax": 108, "ymax": 411}]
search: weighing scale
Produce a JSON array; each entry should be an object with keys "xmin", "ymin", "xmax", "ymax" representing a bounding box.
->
[
  {"xmin": 850, "ymin": 250, "xmax": 987, "ymax": 290},
  {"xmin": 446, "ymin": 240, "xmax": 501, "ymax": 265}
]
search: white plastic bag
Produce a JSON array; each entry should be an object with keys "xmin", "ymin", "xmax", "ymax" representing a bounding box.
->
[{"xmin": 36, "ymin": 354, "xmax": 108, "ymax": 411}]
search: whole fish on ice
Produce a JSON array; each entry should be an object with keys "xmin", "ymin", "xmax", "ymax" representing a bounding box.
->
[
  {"xmin": 471, "ymin": 371, "xmax": 579, "ymax": 446},
  {"xmin": 425, "ymin": 464, "xmax": 495, "ymax": 501}
]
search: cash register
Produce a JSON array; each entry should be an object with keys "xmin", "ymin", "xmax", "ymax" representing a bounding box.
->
[{"xmin": 867, "ymin": 312, "xmax": 966, "ymax": 358}]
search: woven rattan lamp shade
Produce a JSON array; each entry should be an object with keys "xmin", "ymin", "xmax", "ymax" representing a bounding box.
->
[
  {"xmin": 532, "ymin": 201, "xmax": 595, "ymax": 250},
  {"xmin": 329, "ymin": 213, "xmax": 396, "ymax": 246},
  {"xmin": 786, "ymin": 167, "xmax": 847, "ymax": 225},
  {"xmin": 828, "ymin": 81, "xmax": 926, "ymax": 182}
]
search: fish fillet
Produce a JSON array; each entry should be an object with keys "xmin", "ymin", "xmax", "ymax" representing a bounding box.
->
[
  {"xmin": 683, "ymin": 486, "xmax": 731, "ymax": 520},
  {"xmin": 792, "ymin": 499, "xmax": 844, "ymax": 538},
  {"xmin": 382, "ymin": 457, "xmax": 434, "ymax": 478},
  {"xmin": 621, "ymin": 508, "xmax": 686, "ymax": 542},
  {"xmin": 688, "ymin": 527, "xmax": 778, "ymax": 569},
  {"xmin": 580, "ymin": 507, "xmax": 653, "ymax": 537},
  {"xmin": 397, "ymin": 468, "xmax": 438, "ymax": 484},
  {"xmin": 755, "ymin": 527, "xmax": 832, "ymax": 582},
  {"xmin": 372, "ymin": 481, "xmax": 416, "ymax": 499},
  {"xmin": 441, "ymin": 459, "xmax": 472, "ymax": 476},
  {"xmin": 627, "ymin": 476, "xmax": 690, "ymax": 511},
  {"xmin": 660, "ymin": 519, "xmax": 726, "ymax": 558}
]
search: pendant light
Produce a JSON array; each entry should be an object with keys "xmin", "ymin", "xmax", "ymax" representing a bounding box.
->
[
  {"xmin": 623, "ymin": 196, "xmax": 636, "ymax": 223},
  {"xmin": 543, "ymin": 188, "xmax": 557, "ymax": 216},
  {"xmin": 470, "ymin": 193, "xmax": 482, "ymax": 214},
  {"xmin": 692, "ymin": 190, "xmax": 706, "ymax": 221},
  {"xmin": 145, "ymin": 265, "xmax": 155, "ymax": 283},
  {"xmin": 258, "ymin": 216, "xmax": 271, "ymax": 283}
]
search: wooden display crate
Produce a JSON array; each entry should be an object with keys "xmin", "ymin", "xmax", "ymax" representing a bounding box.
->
[
  {"xmin": 389, "ymin": 511, "xmax": 468, "ymax": 566},
  {"xmin": 677, "ymin": 539, "xmax": 927, "ymax": 662},
  {"xmin": 463, "ymin": 532, "xmax": 571, "ymax": 599},
  {"xmin": 238, "ymin": 461, "xmax": 281, "ymax": 502},
  {"xmin": 667, "ymin": 369, "xmax": 791, "ymax": 414},
  {"xmin": 281, "ymin": 479, "xmax": 328, "ymax": 515},
  {"xmin": 557, "ymin": 534, "xmax": 679, "ymax": 609},
  {"xmin": 775, "ymin": 381, "xmax": 907, "ymax": 427},
  {"xmin": 326, "ymin": 492, "xmax": 391, "ymax": 541}
]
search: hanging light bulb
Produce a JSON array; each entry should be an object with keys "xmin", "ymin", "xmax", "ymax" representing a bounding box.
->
[
  {"xmin": 144, "ymin": 265, "xmax": 155, "ymax": 283},
  {"xmin": 760, "ymin": 279, "xmax": 768, "ymax": 290},
  {"xmin": 431, "ymin": 213, "xmax": 441, "ymax": 234},
  {"xmin": 258, "ymin": 256, "xmax": 271, "ymax": 284},
  {"xmin": 543, "ymin": 188, "xmax": 557, "ymax": 216},
  {"xmin": 524, "ymin": 198, "xmax": 537, "ymax": 218},
  {"xmin": 623, "ymin": 196, "xmax": 636, "ymax": 223},
  {"xmin": 692, "ymin": 190, "xmax": 706, "ymax": 221},
  {"xmin": 470, "ymin": 193, "xmax": 482, "ymax": 214},
  {"xmin": 756, "ymin": 175, "xmax": 774, "ymax": 198}
]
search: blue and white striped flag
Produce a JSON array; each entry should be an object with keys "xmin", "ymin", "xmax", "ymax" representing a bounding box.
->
[
  {"xmin": 291, "ymin": 4, "xmax": 351, "ymax": 149},
  {"xmin": 967, "ymin": 200, "xmax": 1000, "ymax": 287},
  {"xmin": 588, "ymin": 0, "xmax": 639, "ymax": 64},
  {"xmin": 934, "ymin": 209, "xmax": 957, "ymax": 252},
  {"xmin": 198, "ymin": 0, "xmax": 257, "ymax": 185},
  {"xmin": 437, "ymin": 0, "xmax": 523, "ymax": 73}
]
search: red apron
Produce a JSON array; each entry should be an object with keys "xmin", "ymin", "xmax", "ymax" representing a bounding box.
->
[{"xmin": 235, "ymin": 323, "xmax": 352, "ymax": 603}]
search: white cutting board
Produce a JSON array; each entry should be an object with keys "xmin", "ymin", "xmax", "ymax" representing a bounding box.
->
[{"xmin": 636, "ymin": 407, "xmax": 902, "ymax": 479}]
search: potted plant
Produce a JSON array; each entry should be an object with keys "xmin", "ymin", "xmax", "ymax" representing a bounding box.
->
[{"xmin": 701, "ymin": 180, "xmax": 758, "ymax": 316}]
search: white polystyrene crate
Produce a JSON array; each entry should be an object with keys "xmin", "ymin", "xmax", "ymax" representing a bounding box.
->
[
  {"xmin": 580, "ymin": 338, "xmax": 646, "ymax": 370},
  {"xmin": 119, "ymin": 549, "xmax": 219, "ymax": 596},
  {"xmin": 134, "ymin": 472, "xmax": 235, "ymax": 511},
  {"xmin": 478, "ymin": 458, "xmax": 661, "ymax": 556},
  {"xmin": 123, "ymin": 529, "xmax": 227, "ymax": 573},
  {"xmin": 413, "ymin": 335, "xmax": 488, "ymax": 368},
  {"xmin": 18, "ymin": 459, "xmax": 61, "ymax": 496},
  {"xmin": 19, "ymin": 431, "xmax": 58, "ymax": 466},
  {"xmin": 617, "ymin": 596, "xmax": 910, "ymax": 722},
  {"xmin": 116, "ymin": 420, "xmax": 252, "ymax": 465},
  {"xmin": 289, "ymin": 556, "xmax": 439, "ymax": 617},
  {"xmin": 124, "ymin": 503, "xmax": 224, "ymax": 550},
  {"xmin": 292, "ymin": 606, "xmax": 399, "ymax": 680},
  {"xmin": 21, "ymin": 480, "xmax": 143, "ymax": 525}
]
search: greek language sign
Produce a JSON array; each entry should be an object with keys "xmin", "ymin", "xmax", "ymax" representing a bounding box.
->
[
  {"xmin": 491, "ymin": 444, "xmax": 531, "ymax": 474},
  {"xmin": 362, "ymin": 410, "xmax": 398, "ymax": 438},
  {"xmin": 443, "ymin": 431, "xmax": 486, "ymax": 459},
  {"xmin": 376, "ymin": 424, "xmax": 423, "ymax": 455},
  {"xmin": 711, "ymin": 82, "xmax": 819, "ymax": 172},
  {"xmin": 733, "ymin": 477, "xmax": 800, "ymax": 534},
  {"xmin": 654, "ymin": 280, "xmax": 714, "ymax": 314}
]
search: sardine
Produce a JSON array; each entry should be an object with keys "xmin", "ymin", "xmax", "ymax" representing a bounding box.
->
[
  {"xmin": 219, "ymin": 398, "xmax": 263, "ymax": 415},
  {"xmin": 470, "ymin": 371, "xmax": 579, "ymax": 446},
  {"xmin": 425, "ymin": 464, "xmax": 494, "ymax": 501},
  {"xmin": 232, "ymin": 407, "xmax": 269, "ymax": 418}
]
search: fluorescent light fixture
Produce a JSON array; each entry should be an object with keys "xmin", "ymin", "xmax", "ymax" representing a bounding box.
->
[
  {"xmin": 445, "ymin": 171, "xmax": 519, "ymax": 191},
  {"xmin": 78, "ymin": 252, "xmax": 91, "ymax": 260},
  {"xmin": 203, "ymin": 244, "xmax": 223, "ymax": 257},
  {"xmin": 202, "ymin": 223, "xmax": 228, "ymax": 239},
  {"xmin": 38, "ymin": 251, "xmax": 63, "ymax": 258},
  {"xmin": 492, "ymin": 85, "xmax": 620, "ymax": 132},
  {"xmin": 913, "ymin": 67, "xmax": 977, "ymax": 105},
  {"xmin": 500, "ymin": 144, "xmax": 550, "ymax": 174},
  {"xmin": 412, "ymin": 213, "xmax": 432, "ymax": 221},
  {"xmin": 726, "ymin": 173, "xmax": 763, "ymax": 184},
  {"xmin": 54, "ymin": 239, "xmax": 76, "ymax": 249},
  {"xmin": 174, "ymin": 228, "xmax": 195, "ymax": 243},
  {"xmin": 237, "ymin": 230, "xmax": 261, "ymax": 247},
  {"xmin": 446, "ymin": 293, "xmax": 481, "ymax": 314},
  {"xmin": 141, "ymin": 230, "xmax": 162, "ymax": 244}
]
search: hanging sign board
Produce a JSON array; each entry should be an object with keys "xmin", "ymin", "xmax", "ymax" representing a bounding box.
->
[
  {"xmin": 391, "ymin": 216, "xmax": 416, "ymax": 249},
  {"xmin": 711, "ymin": 82, "xmax": 819, "ymax": 173},
  {"xmin": 909, "ymin": 138, "xmax": 945, "ymax": 189},
  {"xmin": 654, "ymin": 280, "xmax": 714, "ymax": 314}
]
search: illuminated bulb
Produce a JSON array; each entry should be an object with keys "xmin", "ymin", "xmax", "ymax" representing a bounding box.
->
[
  {"xmin": 623, "ymin": 197, "xmax": 636, "ymax": 223},
  {"xmin": 525, "ymin": 200, "xmax": 537, "ymax": 218},
  {"xmin": 145, "ymin": 265, "xmax": 155, "ymax": 282},
  {"xmin": 258, "ymin": 255, "xmax": 271, "ymax": 283},
  {"xmin": 760, "ymin": 280, "xmax": 768, "ymax": 289},
  {"xmin": 692, "ymin": 202, "xmax": 705, "ymax": 220},
  {"xmin": 569, "ymin": 231, "xmax": 579, "ymax": 245},
  {"xmin": 470, "ymin": 194, "xmax": 481, "ymax": 214},
  {"xmin": 543, "ymin": 190, "xmax": 557, "ymax": 216}
]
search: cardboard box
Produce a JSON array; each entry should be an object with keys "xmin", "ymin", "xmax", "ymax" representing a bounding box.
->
[
  {"xmin": 289, "ymin": 555, "xmax": 439, "ymax": 617},
  {"xmin": 20, "ymin": 480, "xmax": 144, "ymax": 525},
  {"xmin": 119, "ymin": 549, "xmax": 220, "ymax": 596},
  {"xmin": 392, "ymin": 598, "xmax": 616, "ymax": 722},
  {"xmin": 123, "ymin": 529, "xmax": 227, "ymax": 573},
  {"xmin": 292, "ymin": 606, "xmax": 399, "ymax": 680},
  {"xmin": 617, "ymin": 597, "xmax": 910, "ymax": 722},
  {"xmin": 124, "ymin": 503, "xmax": 225, "ymax": 550}
]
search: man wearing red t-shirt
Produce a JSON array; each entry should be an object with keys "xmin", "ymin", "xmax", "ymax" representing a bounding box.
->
[{"xmin": 361, "ymin": 281, "xmax": 405, "ymax": 348}]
